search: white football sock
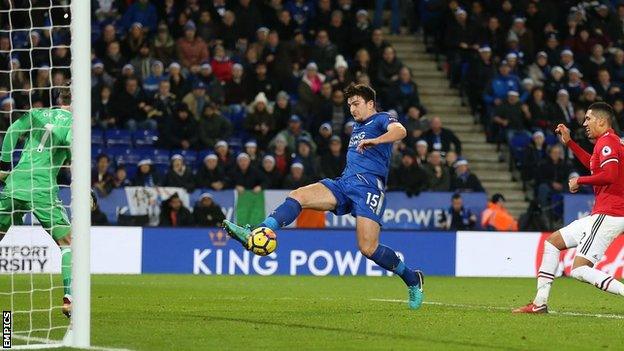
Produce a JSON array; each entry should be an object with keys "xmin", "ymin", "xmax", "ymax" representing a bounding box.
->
[
  {"xmin": 533, "ymin": 241, "xmax": 559, "ymax": 306},
  {"xmin": 571, "ymin": 266, "xmax": 624, "ymax": 296}
]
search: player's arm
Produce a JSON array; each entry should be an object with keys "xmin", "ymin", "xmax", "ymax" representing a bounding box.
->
[
  {"xmin": 573, "ymin": 139, "xmax": 620, "ymax": 188},
  {"xmin": 0, "ymin": 114, "xmax": 30, "ymax": 180},
  {"xmin": 555, "ymin": 123, "xmax": 590, "ymax": 169},
  {"xmin": 357, "ymin": 122, "xmax": 406, "ymax": 152}
]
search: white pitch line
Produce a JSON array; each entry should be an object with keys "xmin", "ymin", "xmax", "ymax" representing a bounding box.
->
[
  {"xmin": 11, "ymin": 334, "xmax": 134, "ymax": 351},
  {"xmin": 371, "ymin": 298, "xmax": 624, "ymax": 320}
]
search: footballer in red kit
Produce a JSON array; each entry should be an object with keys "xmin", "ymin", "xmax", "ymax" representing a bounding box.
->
[{"xmin": 514, "ymin": 102, "xmax": 624, "ymax": 314}]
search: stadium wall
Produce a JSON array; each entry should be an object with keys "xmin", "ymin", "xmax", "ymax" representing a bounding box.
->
[{"xmin": 2, "ymin": 227, "xmax": 624, "ymax": 278}]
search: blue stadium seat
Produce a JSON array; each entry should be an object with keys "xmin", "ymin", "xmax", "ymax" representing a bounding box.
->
[
  {"xmin": 91, "ymin": 145, "xmax": 106, "ymax": 167},
  {"xmin": 133, "ymin": 129, "xmax": 159, "ymax": 147},
  {"xmin": 105, "ymin": 146, "xmax": 129, "ymax": 161},
  {"xmin": 91, "ymin": 128, "xmax": 105, "ymax": 146},
  {"xmin": 123, "ymin": 165, "xmax": 138, "ymax": 180},
  {"xmin": 105, "ymin": 129, "xmax": 132, "ymax": 147},
  {"xmin": 115, "ymin": 149, "xmax": 142, "ymax": 166},
  {"xmin": 509, "ymin": 133, "xmax": 532, "ymax": 169}
]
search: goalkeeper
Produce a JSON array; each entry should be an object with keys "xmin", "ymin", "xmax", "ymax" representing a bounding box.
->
[{"xmin": 0, "ymin": 89, "xmax": 76, "ymax": 318}]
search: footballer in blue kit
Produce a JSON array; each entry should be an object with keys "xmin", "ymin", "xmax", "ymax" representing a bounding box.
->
[{"xmin": 223, "ymin": 84, "xmax": 424, "ymax": 309}]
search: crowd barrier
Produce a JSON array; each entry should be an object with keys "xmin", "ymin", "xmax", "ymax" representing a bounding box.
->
[{"xmin": 2, "ymin": 227, "xmax": 623, "ymax": 278}]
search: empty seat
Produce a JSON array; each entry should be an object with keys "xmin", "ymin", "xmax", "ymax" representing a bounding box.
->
[
  {"xmin": 105, "ymin": 129, "xmax": 132, "ymax": 147},
  {"xmin": 133, "ymin": 129, "xmax": 159, "ymax": 147}
]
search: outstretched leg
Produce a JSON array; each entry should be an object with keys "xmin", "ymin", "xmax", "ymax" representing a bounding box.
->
[
  {"xmin": 223, "ymin": 183, "xmax": 337, "ymax": 246},
  {"xmin": 356, "ymin": 216, "xmax": 424, "ymax": 310},
  {"xmin": 56, "ymin": 234, "xmax": 72, "ymax": 318},
  {"xmin": 514, "ymin": 231, "xmax": 567, "ymax": 313},
  {"xmin": 570, "ymin": 257, "xmax": 624, "ymax": 295}
]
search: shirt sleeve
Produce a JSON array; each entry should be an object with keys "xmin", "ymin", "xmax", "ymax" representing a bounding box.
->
[
  {"xmin": 596, "ymin": 137, "xmax": 620, "ymax": 169},
  {"xmin": 0, "ymin": 112, "xmax": 31, "ymax": 166},
  {"xmin": 379, "ymin": 112, "xmax": 399, "ymax": 131}
]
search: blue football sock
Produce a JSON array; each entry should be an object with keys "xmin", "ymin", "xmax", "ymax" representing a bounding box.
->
[
  {"xmin": 260, "ymin": 197, "xmax": 302, "ymax": 231},
  {"xmin": 370, "ymin": 244, "xmax": 420, "ymax": 287}
]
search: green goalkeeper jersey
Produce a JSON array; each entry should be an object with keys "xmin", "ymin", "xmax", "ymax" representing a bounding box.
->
[{"xmin": 0, "ymin": 108, "xmax": 73, "ymax": 201}]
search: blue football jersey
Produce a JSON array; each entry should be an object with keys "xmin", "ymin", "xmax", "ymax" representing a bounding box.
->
[{"xmin": 343, "ymin": 111, "xmax": 398, "ymax": 181}]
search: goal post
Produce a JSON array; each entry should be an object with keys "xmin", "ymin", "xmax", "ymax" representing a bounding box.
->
[{"xmin": 70, "ymin": 0, "xmax": 91, "ymax": 348}]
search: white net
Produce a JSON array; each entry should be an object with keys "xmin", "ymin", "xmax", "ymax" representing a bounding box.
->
[{"xmin": 0, "ymin": 0, "xmax": 73, "ymax": 348}]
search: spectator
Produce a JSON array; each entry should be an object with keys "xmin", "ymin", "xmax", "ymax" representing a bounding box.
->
[
  {"xmin": 168, "ymin": 62, "xmax": 189, "ymax": 99},
  {"xmin": 224, "ymin": 63, "xmax": 246, "ymax": 105},
  {"xmin": 210, "ymin": 45, "xmax": 234, "ymax": 82},
  {"xmin": 450, "ymin": 159, "xmax": 484, "ymax": 193},
  {"xmin": 565, "ymin": 68, "xmax": 586, "ymax": 103},
  {"xmin": 129, "ymin": 42, "xmax": 155, "ymax": 80},
  {"xmin": 215, "ymin": 140, "xmax": 235, "ymax": 173},
  {"xmin": 311, "ymin": 29, "xmax": 338, "ymax": 74},
  {"xmin": 176, "ymin": 21, "xmax": 209, "ymax": 69},
  {"xmin": 273, "ymin": 91, "xmax": 293, "ymax": 132},
  {"xmin": 91, "ymin": 60, "xmax": 114, "ymax": 93},
  {"xmin": 230, "ymin": 153, "xmax": 264, "ymax": 194},
  {"xmin": 544, "ymin": 66, "xmax": 565, "ymax": 101},
  {"xmin": 271, "ymin": 115, "xmax": 316, "ymax": 154},
  {"xmin": 152, "ymin": 80, "xmax": 177, "ymax": 122},
  {"xmin": 283, "ymin": 162, "xmax": 312, "ymax": 189},
  {"xmin": 521, "ymin": 131, "xmax": 547, "ymax": 186},
  {"xmin": 526, "ymin": 87, "xmax": 554, "ymax": 131},
  {"xmin": 483, "ymin": 61, "xmax": 520, "ymax": 111},
  {"xmin": 388, "ymin": 149, "xmax": 428, "ymax": 197},
  {"xmin": 315, "ymin": 123, "xmax": 334, "ymax": 157},
  {"xmin": 196, "ymin": 153, "xmax": 228, "ymax": 191},
  {"xmin": 552, "ymin": 89, "xmax": 575, "ymax": 126},
  {"xmin": 445, "ymin": 8, "xmax": 476, "ymax": 89},
  {"xmin": 414, "ymin": 140, "xmax": 428, "ymax": 166},
  {"xmin": 492, "ymin": 90, "xmax": 530, "ymax": 149},
  {"xmin": 113, "ymin": 77, "xmax": 157, "ymax": 131},
  {"xmin": 164, "ymin": 154, "xmax": 195, "ymax": 191},
  {"xmin": 91, "ymin": 199, "xmax": 109, "ymax": 226},
  {"xmin": 111, "ymin": 165, "xmax": 132, "ymax": 189},
  {"xmin": 142, "ymin": 60, "xmax": 167, "ymax": 98},
  {"xmin": 376, "ymin": 46, "xmax": 402, "ymax": 100},
  {"xmin": 366, "ymin": 29, "xmax": 389, "ymax": 67},
  {"xmin": 198, "ymin": 104, "xmax": 232, "ymax": 149},
  {"xmin": 422, "ymin": 116, "xmax": 462, "ymax": 155},
  {"xmin": 440, "ymin": 193, "xmax": 477, "ymax": 230},
  {"xmin": 480, "ymin": 193, "xmax": 518, "ymax": 231},
  {"xmin": 261, "ymin": 155, "xmax": 283, "ymax": 189},
  {"xmin": 94, "ymin": 24, "xmax": 118, "ymax": 59},
  {"xmin": 424, "ymin": 151, "xmax": 450, "ymax": 191},
  {"xmin": 123, "ymin": 22, "xmax": 148, "ymax": 60},
  {"xmin": 92, "ymin": 85, "xmax": 116, "ymax": 129},
  {"xmin": 181, "ymin": 81, "xmax": 209, "ymax": 120},
  {"xmin": 271, "ymin": 135, "xmax": 292, "ymax": 177},
  {"xmin": 466, "ymin": 46, "xmax": 495, "ymax": 119},
  {"xmin": 120, "ymin": 0, "xmax": 158, "ymax": 33},
  {"xmin": 151, "ymin": 23, "xmax": 176, "ymax": 66},
  {"xmin": 101, "ymin": 41, "xmax": 126, "ymax": 78},
  {"xmin": 535, "ymin": 145, "xmax": 569, "ymax": 210},
  {"xmin": 245, "ymin": 141, "xmax": 261, "ymax": 170},
  {"xmin": 159, "ymin": 193, "xmax": 193, "ymax": 227},
  {"xmin": 244, "ymin": 92, "xmax": 275, "ymax": 151},
  {"xmin": 196, "ymin": 10, "xmax": 218, "ymax": 43},
  {"xmin": 595, "ymin": 69, "xmax": 621, "ymax": 103},
  {"xmin": 351, "ymin": 48, "xmax": 372, "ymax": 79},
  {"xmin": 518, "ymin": 200, "xmax": 549, "ymax": 231},
  {"xmin": 578, "ymin": 86, "xmax": 599, "ymax": 111},
  {"xmin": 245, "ymin": 62, "xmax": 277, "ymax": 102},
  {"xmin": 193, "ymin": 193, "xmax": 226, "ymax": 227},
  {"xmin": 526, "ymin": 51, "xmax": 550, "ymax": 88},
  {"xmin": 330, "ymin": 55, "xmax": 353, "ymax": 91},
  {"xmin": 217, "ymin": 11, "xmax": 240, "ymax": 51},
  {"xmin": 319, "ymin": 135, "xmax": 346, "ymax": 179},
  {"xmin": 91, "ymin": 154, "xmax": 114, "ymax": 196},
  {"xmin": 161, "ymin": 103, "xmax": 198, "ymax": 150},
  {"xmin": 351, "ymin": 10, "xmax": 372, "ymax": 56},
  {"xmin": 262, "ymin": 30, "xmax": 293, "ymax": 84},
  {"xmin": 133, "ymin": 159, "xmax": 162, "ymax": 187},
  {"xmin": 403, "ymin": 106, "xmax": 429, "ymax": 146},
  {"xmin": 298, "ymin": 62, "xmax": 325, "ymax": 118},
  {"xmin": 386, "ymin": 66, "xmax": 422, "ymax": 115},
  {"xmin": 295, "ymin": 137, "xmax": 320, "ymax": 180}
]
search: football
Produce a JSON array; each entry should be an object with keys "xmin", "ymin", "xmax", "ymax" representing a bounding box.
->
[{"xmin": 247, "ymin": 227, "xmax": 277, "ymax": 256}]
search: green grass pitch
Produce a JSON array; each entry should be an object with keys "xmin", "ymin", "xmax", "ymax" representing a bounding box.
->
[{"xmin": 2, "ymin": 275, "xmax": 624, "ymax": 350}]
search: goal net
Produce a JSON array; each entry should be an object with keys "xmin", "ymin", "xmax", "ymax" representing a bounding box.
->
[{"xmin": 0, "ymin": 0, "xmax": 90, "ymax": 348}]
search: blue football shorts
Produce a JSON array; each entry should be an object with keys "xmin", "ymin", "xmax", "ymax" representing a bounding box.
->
[{"xmin": 320, "ymin": 173, "xmax": 386, "ymax": 225}]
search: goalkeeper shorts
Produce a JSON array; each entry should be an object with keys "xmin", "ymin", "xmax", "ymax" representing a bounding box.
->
[{"xmin": 0, "ymin": 195, "xmax": 71, "ymax": 240}]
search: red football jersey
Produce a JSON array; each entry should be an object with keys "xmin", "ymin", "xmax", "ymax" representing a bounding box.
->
[{"xmin": 580, "ymin": 130, "xmax": 624, "ymax": 216}]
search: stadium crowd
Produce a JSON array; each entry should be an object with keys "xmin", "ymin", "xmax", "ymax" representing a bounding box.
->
[{"xmin": 422, "ymin": 0, "xmax": 624, "ymax": 223}]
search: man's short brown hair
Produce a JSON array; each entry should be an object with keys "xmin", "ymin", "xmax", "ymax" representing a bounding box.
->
[{"xmin": 344, "ymin": 83, "xmax": 376, "ymax": 103}]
